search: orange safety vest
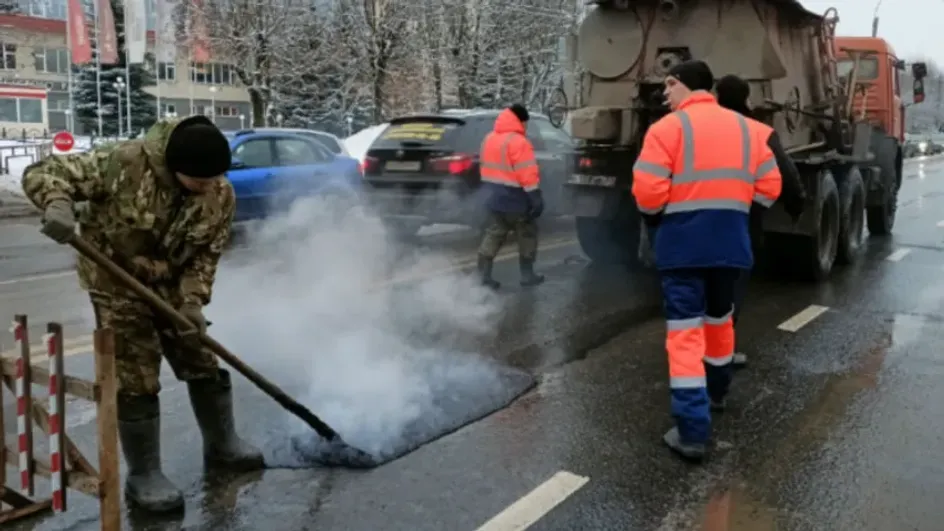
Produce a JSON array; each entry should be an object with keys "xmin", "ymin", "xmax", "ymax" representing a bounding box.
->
[
  {"xmin": 632, "ymin": 92, "xmax": 781, "ymax": 218},
  {"xmin": 479, "ymin": 109, "xmax": 540, "ymax": 193}
]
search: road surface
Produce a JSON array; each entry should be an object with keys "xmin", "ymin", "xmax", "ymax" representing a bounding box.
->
[{"xmin": 3, "ymin": 157, "xmax": 944, "ymax": 530}]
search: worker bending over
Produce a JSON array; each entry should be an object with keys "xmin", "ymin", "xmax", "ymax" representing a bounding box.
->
[
  {"xmin": 22, "ymin": 116, "xmax": 264, "ymax": 513},
  {"xmin": 716, "ymin": 74, "xmax": 807, "ymax": 367},
  {"xmin": 632, "ymin": 60, "xmax": 783, "ymax": 461},
  {"xmin": 477, "ymin": 103, "xmax": 546, "ymax": 289}
]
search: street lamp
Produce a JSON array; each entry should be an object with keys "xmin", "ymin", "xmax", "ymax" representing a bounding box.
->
[
  {"xmin": 346, "ymin": 115, "xmax": 353, "ymax": 136},
  {"xmin": 114, "ymin": 77, "xmax": 126, "ymax": 138},
  {"xmin": 209, "ymin": 86, "xmax": 218, "ymax": 123},
  {"xmin": 238, "ymin": 114, "xmax": 245, "ymax": 129}
]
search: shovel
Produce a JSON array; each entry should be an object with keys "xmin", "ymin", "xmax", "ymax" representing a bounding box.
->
[{"xmin": 67, "ymin": 234, "xmax": 376, "ymax": 467}]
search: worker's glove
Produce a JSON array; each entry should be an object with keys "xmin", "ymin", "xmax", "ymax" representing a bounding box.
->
[
  {"xmin": 128, "ymin": 256, "xmax": 171, "ymax": 283},
  {"xmin": 527, "ymin": 190, "xmax": 545, "ymax": 219},
  {"xmin": 40, "ymin": 199, "xmax": 76, "ymax": 244},
  {"xmin": 178, "ymin": 303, "xmax": 207, "ymax": 337}
]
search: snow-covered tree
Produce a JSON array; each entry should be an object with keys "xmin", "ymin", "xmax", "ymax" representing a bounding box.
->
[{"xmin": 74, "ymin": 0, "xmax": 156, "ymax": 136}]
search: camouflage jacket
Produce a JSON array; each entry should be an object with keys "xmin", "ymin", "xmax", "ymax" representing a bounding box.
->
[{"xmin": 21, "ymin": 118, "xmax": 235, "ymax": 307}]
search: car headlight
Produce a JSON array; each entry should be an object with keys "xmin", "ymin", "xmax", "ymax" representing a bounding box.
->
[{"xmin": 919, "ymin": 142, "xmax": 928, "ymax": 152}]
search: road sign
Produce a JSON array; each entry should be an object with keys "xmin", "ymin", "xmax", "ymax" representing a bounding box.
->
[{"xmin": 52, "ymin": 131, "xmax": 75, "ymax": 152}]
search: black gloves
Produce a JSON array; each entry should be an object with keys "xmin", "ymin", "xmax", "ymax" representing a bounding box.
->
[{"xmin": 527, "ymin": 190, "xmax": 544, "ymax": 219}]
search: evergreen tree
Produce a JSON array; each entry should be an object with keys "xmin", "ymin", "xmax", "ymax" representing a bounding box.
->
[{"xmin": 74, "ymin": 0, "xmax": 156, "ymax": 137}]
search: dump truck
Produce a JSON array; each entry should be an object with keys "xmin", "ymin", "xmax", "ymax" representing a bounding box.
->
[{"xmin": 558, "ymin": 0, "xmax": 926, "ymax": 280}]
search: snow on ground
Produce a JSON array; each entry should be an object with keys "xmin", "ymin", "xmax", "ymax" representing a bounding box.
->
[{"xmin": 343, "ymin": 124, "xmax": 388, "ymax": 162}]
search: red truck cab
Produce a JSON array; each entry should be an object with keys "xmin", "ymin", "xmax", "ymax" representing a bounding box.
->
[{"xmin": 834, "ymin": 36, "xmax": 904, "ymax": 143}]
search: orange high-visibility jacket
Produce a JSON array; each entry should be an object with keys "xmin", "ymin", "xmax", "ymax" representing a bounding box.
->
[
  {"xmin": 631, "ymin": 92, "xmax": 782, "ymax": 269},
  {"xmin": 480, "ymin": 109, "xmax": 540, "ymax": 213}
]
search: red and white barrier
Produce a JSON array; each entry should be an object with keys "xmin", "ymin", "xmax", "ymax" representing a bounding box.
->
[
  {"xmin": 45, "ymin": 331, "xmax": 64, "ymax": 512},
  {"xmin": 12, "ymin": 320, "xmax": 32, "ymax": 496}
]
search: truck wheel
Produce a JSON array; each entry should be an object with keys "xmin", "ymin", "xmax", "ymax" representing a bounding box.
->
[
  {"xmin": 796, "ymin": 170, "xmax": 841, "ymax": 281},
  {"xmin": 836, "ymin": 166, "xmax": 866, "ymax": 265},
  {"xmin": 575, "ymin": 208, "xmax": 643, "ymax": 268},
  {"xmin": 866, "ymin": 137, "xmax": 900, "ymax": 235}
]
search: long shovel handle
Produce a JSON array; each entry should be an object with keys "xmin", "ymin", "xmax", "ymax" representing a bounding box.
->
[{"xmin": 68, "ymin": 235, "xmax": 341, "ymax": 441}]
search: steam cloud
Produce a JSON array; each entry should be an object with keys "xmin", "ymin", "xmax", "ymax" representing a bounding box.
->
[{"xmin": 207, "ymin": 193, "xmax": 522, "ymax": 461}]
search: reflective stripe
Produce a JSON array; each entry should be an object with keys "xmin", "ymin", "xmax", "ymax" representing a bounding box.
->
[
  {"xmin": 704, "ymin": 354, "xmax": 733, "ymax": 366},
  {"xmin": 705, "ymin": 306, "xmax": 734, "ymax": 325},
  {"xmin": 673, "ymin": 112, "xmax": 754, "ymax": 185},
  {"xmin": 670, "ymin": 376, "xmax": 707, "ymax": 388},
  {"xmin": 754, "ymin": 194, "xmax": 775, "ymax": 207},
  {"xmin": 513, "ymin": 160, "xmax": 537, "ymax": 171},
  {"xmin": 756, "ymin": 157, "xmax": 777, "ymax": 177},
  {"xmin": 664, "ymin": 199, "xmax": 750, "ymax": 214},
  {"xmin": 633, "ymin": 160, "xmax": 672, "ymax": 178},
  {"xmin": 480, "ymin": 134, "xmax": 517, "ymax": 171},
  {"xmin": 481, "ymin": 175, "xmax": 540, "ymax": 192},
  {"xmin": 638, "ymin": 205, "xmax": 664, "ymax": 215},
  {"xmin": 667, "ymin": 317, "xmax": 703, "ymax": 331}
]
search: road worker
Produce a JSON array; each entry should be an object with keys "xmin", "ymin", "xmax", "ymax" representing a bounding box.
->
[
  {"xmin": 21, "ymin": 116, "xmax": 265, "ymax": 513},
  {"xmin": 716, "ymin": 74, "xmax": 807, "ymax": 368},
  {"xmin": 632, "ymin": 60, "xmax": 782, "ymax": 461},
  {"xmin": 477, "ymin": 103, "xmax": 545, "ymax": 289}
]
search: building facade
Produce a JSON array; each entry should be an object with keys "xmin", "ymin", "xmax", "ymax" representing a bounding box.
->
[{"xmin": 0, "ymin": 0, "xmax": 252, "ymax": 137}]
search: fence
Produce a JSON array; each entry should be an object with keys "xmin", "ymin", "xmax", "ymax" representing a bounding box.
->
[{"xmin": 0, "ymin": 315, "xmax": 120, "ymax": 530}]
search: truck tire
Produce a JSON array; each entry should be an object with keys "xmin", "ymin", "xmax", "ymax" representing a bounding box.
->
[
  {"xmin": 793, "ymin": 169, "xmax": 841, "ymax": 281},
  {"xmin": 836, "ymin": 166, "xmax": 866, "ymax": 265},
  {"xmin": 575, "ymin": 202, "xmax": 643, "ymax": 267},
  {"xmin": 866, "ymin": 136, "xmax": 900, "ymax": 235}
]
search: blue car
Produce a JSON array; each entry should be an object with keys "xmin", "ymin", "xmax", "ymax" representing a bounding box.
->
[{"xmin": 222, "ymin": 129, "xmax": 363, "ymax": 222}]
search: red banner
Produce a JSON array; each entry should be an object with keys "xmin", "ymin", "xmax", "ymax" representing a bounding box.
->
[
  {"xmin": 97, "ymin": 0, "xmax": 119, "ymax": 65},
  {"xmin": 66, "ymin": 0, "xmax": 91, "ymax": 64},
  {"xmin": 189, "ymin": 0, "xmax": 211, "ymax": 63}
]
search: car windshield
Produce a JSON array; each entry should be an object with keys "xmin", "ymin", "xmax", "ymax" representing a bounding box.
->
[{"xmin": 837, "ymin": 57, "xmax": 879, "ymax": 81}]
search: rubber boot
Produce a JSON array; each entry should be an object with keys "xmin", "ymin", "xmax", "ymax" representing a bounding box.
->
[
  {"xmin": 117, "ymin": 394, "xmax": 185, "ymax": 513},
  {"xmin": 477, "ymin": 255, "xmax": 501, "ymax": 290},
  {"xmin": 519, "ymin": 258, "xmax": 545, "ymax": 287},
  {"xmin": 662, "ymin": 427, "xmax": 707, "ymax": 462},
  {"xmin": 187, "ymin": 369, "xmax": 265, "ymax": 471}
]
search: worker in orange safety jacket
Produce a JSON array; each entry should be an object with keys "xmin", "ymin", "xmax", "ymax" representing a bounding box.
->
[
  {"xmin": 477, "ymin": 104, "xmax": 545, "ymax": 289},
  {"xmin": 631, "ymin": 60, "xmax": 782, "ymax": 461}
]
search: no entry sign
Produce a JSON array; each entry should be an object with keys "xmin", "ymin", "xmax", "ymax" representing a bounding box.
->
[{"xmin": 52, "ymin": 131, "xmax": 75, "ymax": 152}]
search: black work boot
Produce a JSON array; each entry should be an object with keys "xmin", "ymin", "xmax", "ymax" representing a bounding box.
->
[
  {"xmin": 477, "ymin": 255, "xmax": 501, "ymax": 290},
  {"xmin": 187, "ymin": 369, "xmax": 265, "ymax": 471},
  {"xmin": 519, "ymin": 257, "xmax": 545, "ymax": 287},
  {"xmin": 662, "ymin": 426, "xmax": 707, "ymax": 462},
  {"xmin": 117, "ymin": 394, "xmax": 185, "ymax": 512}
]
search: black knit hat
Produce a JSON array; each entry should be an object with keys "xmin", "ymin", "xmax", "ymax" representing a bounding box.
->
[
  {"xmin": 715, "ymin": 75, "xmax": 752, "ymax": 115},
  {"xmin": 165, "ymin": 116, "xmax": 231, "ymax": 178},
  {"xmin": 509, "ymin": 103, "xmax": 529, "ymax": 123},
  {"xmin": 668, "ymin": 60, "xmax": 715, "ymax": 92}
]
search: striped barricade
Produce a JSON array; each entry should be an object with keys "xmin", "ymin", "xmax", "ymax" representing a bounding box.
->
[{"xmin": 0, "ymin": 315, "xmax": 120, "ymax": 530}]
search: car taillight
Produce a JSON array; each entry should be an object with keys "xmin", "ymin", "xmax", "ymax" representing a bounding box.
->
[
  {"xmin": 578, "ymin": 157, "xmax": 594, "ymax": 169},
  {"xmin": 363, "ymin": 156, "xmax": 380, "ymax": 174},
  {"xmin": 430, "ymin": 153, "xmax": 475, "ymax": 175}
]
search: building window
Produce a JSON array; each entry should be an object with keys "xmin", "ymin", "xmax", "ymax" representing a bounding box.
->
[
  {"xmin": 190, "ymin": 62, "xmax": 235, "ymax": 85},
  {"xmin": 157, "ymin": 61, "xmax": 175, "ymax": 81},
  {"xmin": 18, "ymin": 0, "xmax": 67, "ymax": 20},
  {"xmin": 1, "ymin": 43, "xmax": 16, "ymax": 70},
  {"xmin": 216, "ymin": 105, "xmax": 239, "ymax": 117},
  {"xmin": 0, "ymin": 97, "xmax": 44, "ymax": 123},
  {"xmin": 161, "ymin": 103, "xmax": 176, "ymax": 116},
  {"xmin": 34, "ymin": 48, "xmax": 69, "ymax": 74}
]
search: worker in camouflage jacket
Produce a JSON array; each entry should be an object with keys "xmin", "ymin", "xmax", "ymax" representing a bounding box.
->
[{"xmin": 21, "ymin": 116, "xmax": 264, "ymax": 513}]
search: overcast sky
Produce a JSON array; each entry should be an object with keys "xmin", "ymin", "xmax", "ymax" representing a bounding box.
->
[{"xmin": 802, "ymin": 0, "xmax": 940, "ymax": 63}]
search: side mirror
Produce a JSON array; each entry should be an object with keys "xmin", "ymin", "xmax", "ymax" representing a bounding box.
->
[
  {"xmin": 230, "ymin": 157, "xmax": 246, "ymax": 169},
  {"xmin": 894, "ymin": 59, "xmax": 906, "ymax": 71}
]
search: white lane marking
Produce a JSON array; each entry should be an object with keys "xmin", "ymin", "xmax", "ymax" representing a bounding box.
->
[
  {"xmin": 885, "ymin": 248, "xmax": 911, "ymax": 262},
  {"xmin": 0, "ymin": 270, "xmax": 75, "ymax": 286},
  {"xmin": 936, "ymin": 220, "xmax": 944, "ymax": 227},
  {"xmin": 475, "ymin": 470, "xmax": 589, "ymax": 531},
  {"xmin": 777, "ymin": 304, "xmax": 829, "ymax": 333}
]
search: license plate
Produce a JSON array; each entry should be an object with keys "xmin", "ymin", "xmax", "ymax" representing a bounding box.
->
[
  {"xmin": 385, "ymin": 160, "xmax": 422, "ymax": 172},
  {"xmin": 568, "ymin": 173, "xmax": 618, "ymax": 187}
]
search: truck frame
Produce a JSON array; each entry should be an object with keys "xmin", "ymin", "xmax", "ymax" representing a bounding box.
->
[{"xmin": 558, "ymin": 0, "xmax": 923, "ymax": 281}]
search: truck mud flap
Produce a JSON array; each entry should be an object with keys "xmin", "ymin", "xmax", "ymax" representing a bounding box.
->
[
  {"xmin": 264, "ymin": 355, "xmax": 535, "ymax": 468},
  {"xmin": 561, "ymin": 185, "xmax": 625, "ymax": 219}
]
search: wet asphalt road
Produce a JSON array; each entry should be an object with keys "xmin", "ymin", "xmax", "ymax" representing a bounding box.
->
[{"xmin": 3, "ymin": 156, "xmax": 944, "ymax": 530}]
